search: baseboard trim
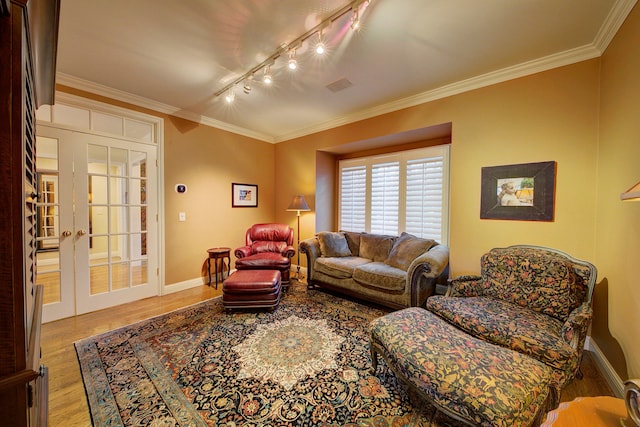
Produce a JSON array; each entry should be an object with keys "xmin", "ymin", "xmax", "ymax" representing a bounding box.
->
[
  {"xmin": 162, "ymin": 277, "xmax": 209, "ymax": 294},
  {"xmin": 586, "ymin": 336, "xmax": 625, "ymax": 397}
]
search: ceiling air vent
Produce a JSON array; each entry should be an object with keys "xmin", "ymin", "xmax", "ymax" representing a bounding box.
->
[{"xmin": 326, "ymin": 78, "xmax": 353, "ymax": 93}]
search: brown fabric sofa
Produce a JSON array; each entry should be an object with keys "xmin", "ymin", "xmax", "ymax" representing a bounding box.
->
[{"xmin": 300, "ymin": 231, "xmax": 449, "ymax": 309}]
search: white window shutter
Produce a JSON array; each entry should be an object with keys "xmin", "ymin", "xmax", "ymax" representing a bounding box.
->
[
  {"xmin": 405, "ymin": 156, "xmax": 444, "ymax": 241},
  {"xmin": 339, "ymin": 164, "xmax": 366, "ymax": 232},
  {"xmin": 370, "ymin": 161, "xmax": 399, "ymax": 235}
]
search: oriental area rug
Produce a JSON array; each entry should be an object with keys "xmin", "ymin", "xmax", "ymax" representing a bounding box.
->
[{"xmin": 75, "ymin": 283, "xmax": 466, "ymax": 426}]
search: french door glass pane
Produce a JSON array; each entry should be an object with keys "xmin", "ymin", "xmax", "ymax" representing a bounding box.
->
[
  {"xmin": 110, "ymin": 148, "xmax": 128, "ymax": 175},
  {"xmin": 35, "ymin": 135, "xmax": 61, "ymax": 305},
  {"xmin": 110, "ymin": 206, "xmax": 129, "ymax": 233},
  {"xmin": 112, "ymin": 262, "xmax": 130, "ymax": 291},
  {"xmin": 132, "ymin": 259, "xmax": 147, "ymax": 287}
]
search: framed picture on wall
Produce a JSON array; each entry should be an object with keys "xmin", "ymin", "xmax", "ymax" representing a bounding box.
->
[
  {"xmin": 232, "ymin": 183, "xmax": 258, "ymax": 207},
  {"xmin": 480, "ymin": 161, "xmax": 556, "ymax": 221}
]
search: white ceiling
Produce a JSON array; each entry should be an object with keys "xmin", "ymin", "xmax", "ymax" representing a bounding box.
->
[{"xmin": 56, "ymin": 0, "xmax": 636, "ymax": 143}]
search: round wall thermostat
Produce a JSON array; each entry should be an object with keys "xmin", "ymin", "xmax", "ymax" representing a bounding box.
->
[{"xmin": 175, "ymin": 184, "xmax": 187, "ymax": 194}]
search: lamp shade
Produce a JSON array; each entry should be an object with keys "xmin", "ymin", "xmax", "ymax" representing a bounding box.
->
[
  {"xmin": 621, "ymin": 180, "xmax": 640, "ymax": 201},
  {"xmin": 287, "ymin": 195, "xmax": 311, "ymax": 211}
]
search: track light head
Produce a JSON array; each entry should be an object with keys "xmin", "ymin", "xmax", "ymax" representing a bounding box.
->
[
  {"xmin": 315, "ymin": 31, "xmax": 326, "ymax": 55},
  {"xmin": 225, "ymin": 89, "xmax": 235, "ymax": 103},
  {"xmin": 288, "ymin": 50, "xmax": 298, "ymax": 70},
  {"xmin": 243, "ymin": 78, "xmax": 252, "ymax": 94},
  {"xmin": 263, "ymin": 66, "xmax": 272, "ymax": 85},
  {"xmin": 351, "ymin": 8, "xmax": 360, "ymax": 30}
]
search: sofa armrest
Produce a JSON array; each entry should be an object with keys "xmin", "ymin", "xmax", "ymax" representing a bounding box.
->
[
  {"xmin": 234, "ymin": 246, "xmax": 252, "ymax": 259},
  {"xmin": 283, "ymin": 245, "xmax": 296, "ymax": 259},
  {"xmin": 299, "ymin": 237, "xmax": 321, "ymax": 282},
  {"xmin": 407, "ymin": 244, "xmax": 450, "ymax": 306},
  {"xmin": 447, "ymin": 275, "xmax": 484, "ymax": 297},
  {"xmin": 561, "ymin": 302, "xmax": 593, "ymax": 350}
]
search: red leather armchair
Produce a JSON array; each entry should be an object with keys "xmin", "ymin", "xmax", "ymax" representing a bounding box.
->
[{"xmin": 234, "ymin": 223, "xmax": 295, "ymax": 286}]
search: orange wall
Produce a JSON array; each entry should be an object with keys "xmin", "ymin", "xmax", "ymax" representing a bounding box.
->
[
  {"xmin": 276, "ymin": 59, "xmax": 601, "ymax": 273},
  {"xmin": 596, "ymin": 3, "xmax": 640, "ymax": 380},
  {"xmin": 162, "ymin": 116, "xmax": 276, "ymax": 285}
]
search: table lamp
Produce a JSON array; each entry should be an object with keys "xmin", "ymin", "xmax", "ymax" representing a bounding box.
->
[{"xmin": 287, "ymin": 195, "xmax": 311, "ymax": 281}]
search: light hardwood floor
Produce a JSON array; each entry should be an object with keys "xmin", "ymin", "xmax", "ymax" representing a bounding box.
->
[{"xmin": 41, "ymin": 284, "xmax": 614, "ymax": 426}]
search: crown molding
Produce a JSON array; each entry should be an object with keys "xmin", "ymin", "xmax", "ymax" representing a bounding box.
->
[
  {"xmin": 275, "ymin": 44, "xmax": 602, "ymax": 142},
  {"xmin": 55, "ymin": 73, "xmax": 277, "ymax": 143},
  {"xmin": 593, "ymin": 0, "xmax": 638, "ymax": 53}
]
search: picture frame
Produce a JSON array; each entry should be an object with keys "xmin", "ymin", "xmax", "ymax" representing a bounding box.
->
[
  {"xmin": 480, "ymin": 161, "xmax": 556, "ymax": 221},
  {"xmin": 232, "ymin": 183, "xmax": 258, "ymax": 208}
]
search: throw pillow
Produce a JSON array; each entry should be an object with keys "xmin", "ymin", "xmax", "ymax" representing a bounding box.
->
[
  {"xmin": 359, "ymin": 234, "xmax": 395, "ymax": 262},
  {"xmin": 341, "ymin": 230, "xmax": 361, "ymax": 257},
  {"xmin": 385, "ymin": 232, "xmax": 436, "ymax": 271},
  {"xmin": 317, "ymin": 231, "xmax": 352, "ymax": 257}
]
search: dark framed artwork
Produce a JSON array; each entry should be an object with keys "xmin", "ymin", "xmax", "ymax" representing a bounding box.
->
[
  {"xmin": 480, "ymin": 161, "xmax": 556, "ymax": 221},
  {"xmin": 232, "ymin": 183, "xmax": 258, "ymax": 207}
]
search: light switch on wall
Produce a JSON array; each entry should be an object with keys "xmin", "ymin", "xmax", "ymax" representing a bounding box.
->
[{"xmin": 179, "ymin": 212, "xmax": 186, "ymax": 222}]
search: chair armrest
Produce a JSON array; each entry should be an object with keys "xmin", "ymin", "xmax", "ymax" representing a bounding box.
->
[
  {"xmin": 299, "ymin": 237, "xmax": 321, "ymax": 282},
  {"xmin": 447, "ymin": 275, "xmax": 483, "ymax": 297},
  {"xmin": 283, "ymin": 245, "xmax": 296, "ymax": 259},
  {"xmin": 561, "ymin": 302, "xmax": 593, "ymax": 350},
  {"xmin": 407, "ymin": 244, "xmax": 450, "ymax": 306},
  {"xmin": 234, "ymin": 246, "xmax": 252, "ymax": 259}
]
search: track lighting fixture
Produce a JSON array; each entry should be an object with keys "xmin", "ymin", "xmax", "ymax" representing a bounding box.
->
[{"xmin": 214, "ymin": 0, "xmax": 372, "ymax": 101}]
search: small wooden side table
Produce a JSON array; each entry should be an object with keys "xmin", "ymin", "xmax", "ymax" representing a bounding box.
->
[{"xmin": 207, "ymin": 247, "xmax": 231, "ymax": 288}]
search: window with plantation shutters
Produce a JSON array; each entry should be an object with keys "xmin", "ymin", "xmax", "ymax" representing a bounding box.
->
[{"xmin": 338, "ymin": 145, "xmax": 450, "ymax": 244}]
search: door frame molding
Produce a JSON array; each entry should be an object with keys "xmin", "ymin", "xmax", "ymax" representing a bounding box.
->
[{"xmin": 36, "ymin": 92, "xmax": 166, "ymax": 300}]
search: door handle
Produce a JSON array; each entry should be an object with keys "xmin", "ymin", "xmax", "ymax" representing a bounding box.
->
[
  {"xmin": 77, "ymin": 230, "xmax": 87, "ymax": 236},
  {"xmin": 62, "ymin": 230, "xmax": 72, "ymax": 237}
]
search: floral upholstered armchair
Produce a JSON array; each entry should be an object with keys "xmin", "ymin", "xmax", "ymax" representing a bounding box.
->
[
  {"xmin": 234, "ymin": 223, "xmax": 296, "ymax": 287},
  {"xmin": 426, "ymin": 245, "xmax": 597, "ymax": 391}
]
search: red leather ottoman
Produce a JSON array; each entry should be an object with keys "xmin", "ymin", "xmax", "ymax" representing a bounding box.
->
[{"xmin": 222, "ymin": 270, "xmax": 282, "ymax": 311}]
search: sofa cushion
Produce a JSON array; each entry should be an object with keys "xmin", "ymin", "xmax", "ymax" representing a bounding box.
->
[
  {"xmin": 426, "ymin": 296, "xmax": 578, "ymax": 379},
  {"xmin": 385, "ymin": 232, "xmax": 436, "ymax": 271},
  {"xmin": 353, "ymin": 262, "xmax": 406, "ymax": 291},
  {"xmin": 317, "ymin": 231, "xmax": 352, "ymax": 257},
  {"xmin": 314, "ymin": 256, "xmax": 371, "ymax": 279},
  {"xmin": 480, "ymin": 248, "xmax": 586, "ymax": 321},
  {"xmin": 341, "ymin": 231, "xmax": 361, "ymax": 257},
  {"xmin": 359, "ymin": 234, "xmax": 395, "ymax": 262}
]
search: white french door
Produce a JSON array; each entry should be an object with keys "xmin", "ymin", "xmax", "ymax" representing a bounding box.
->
[{"xmin": 37, "ymin": 126, "xmax": 158, "ymax": 322}]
